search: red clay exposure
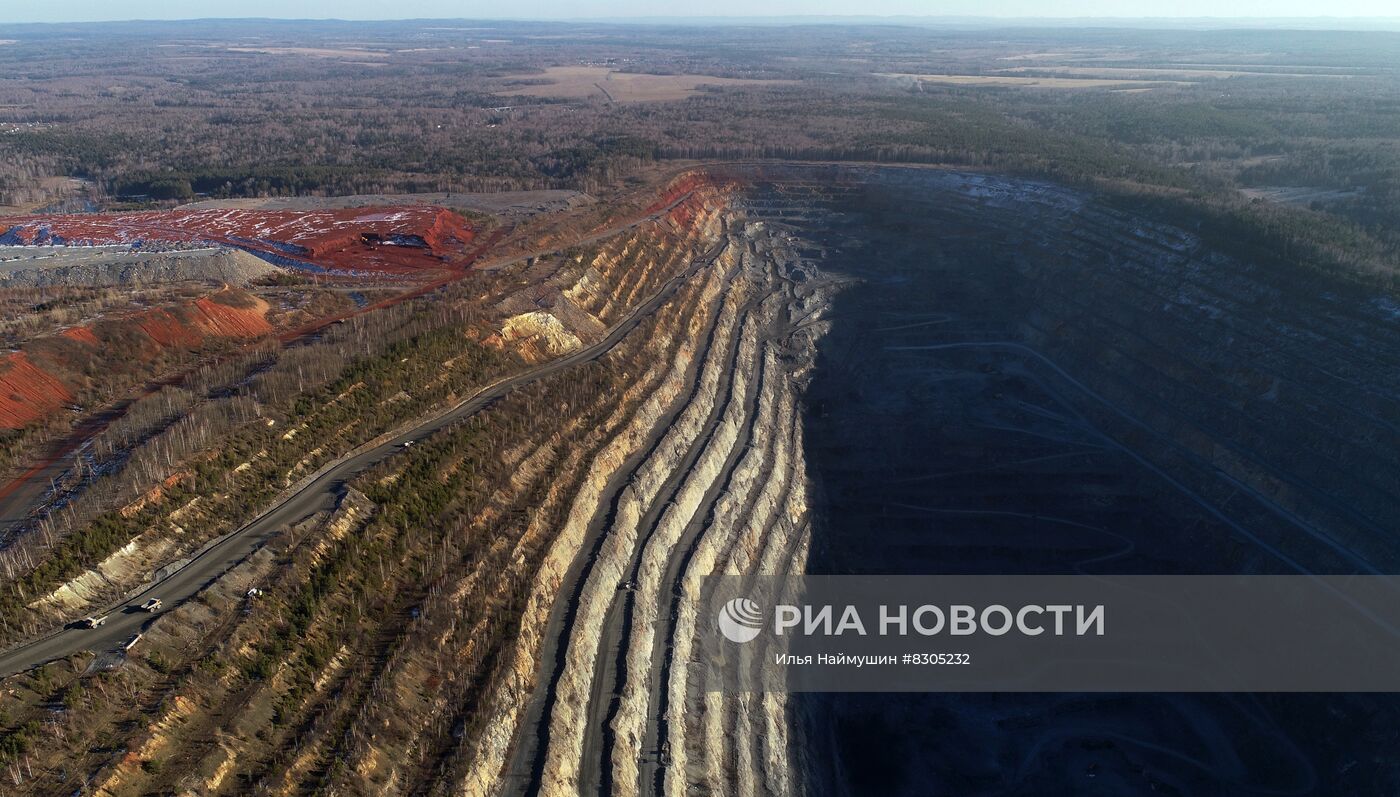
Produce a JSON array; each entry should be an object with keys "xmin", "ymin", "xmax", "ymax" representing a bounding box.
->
[
  {"xmin": 121, "ymin": 293, "xmax": 274, "ymax": 350},
  {"xmin": 0, "ymin": 204, "xmax": 486, "ymax": 440},
  {"xmin": 0, "ymin": 205, "xmax": 477, "ymax": 275},
  {"xmin": 0, "ymin": 353, "xmax": 75, "ymax": 429},
  {"xmin": 0, "ymin": 290, "xmax": 275, "ymax": 431}
]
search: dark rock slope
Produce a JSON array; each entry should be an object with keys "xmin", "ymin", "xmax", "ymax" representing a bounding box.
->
[{"xmin": 742, "ymin": 165, "xmax": 1400, "ymax": 796}]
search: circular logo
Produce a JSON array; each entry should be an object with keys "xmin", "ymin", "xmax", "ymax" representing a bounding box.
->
[{"xmin": 718, "ymin": 597, "xmax": 764, "ymax": 643}]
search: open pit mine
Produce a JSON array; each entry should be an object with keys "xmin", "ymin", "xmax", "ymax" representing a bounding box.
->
[{"xmin": 0, "ymin": 165, "xmax": 1397, "ymax": 796}]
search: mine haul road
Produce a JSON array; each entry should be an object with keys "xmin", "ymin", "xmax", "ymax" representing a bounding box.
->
[{"xmin": 0, "ymin": 235, "xmax": 728, "ymax": 679}]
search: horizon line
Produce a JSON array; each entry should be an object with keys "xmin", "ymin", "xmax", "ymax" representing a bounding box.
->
[{"xmin": 9, "ymin": 14, "xmax": 1400, "ymax": 24}]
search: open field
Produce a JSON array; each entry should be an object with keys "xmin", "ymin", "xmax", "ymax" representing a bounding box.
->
[
  {"xmin": 223, "ymin": 46, "xmax": 390, "ymax": 58},
  {"xmin": 1241, "ymin": 185, "xmax": 1364, "ymax": 206},
  {"xmin": 878, "ymin": 72, "xmax": 1195, "ymax": 89},
  {"xmin": 496, "ymin": 65, "xmax": 798, "ymax": 102},
  {"xmin": 995, "ymin": 65, "xmax": 1355, "ymax": 79}
]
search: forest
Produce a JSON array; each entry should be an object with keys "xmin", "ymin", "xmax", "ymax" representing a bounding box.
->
[{"xmin": 1, "ymin": 19, "xmax": 1399, "ymax": 283}]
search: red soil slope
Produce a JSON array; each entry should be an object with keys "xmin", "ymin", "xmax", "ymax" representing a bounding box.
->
[
  {"xmin": 655, "ymin": 172, "xmax": 736, "ymax": 230},
  {"xmin": 0, "ymin": 289, "xmax": 273, "ymax": 431},
  {"xmin": 0, "ymin": 353, "xmax": 74, "ymax": 429},
  {"xmin": 644, "ymin": 173, "xmax": 712, "ymax": 217},
  {"xmin": 1, "ymin": 206, "xmax": 475, "ymax": 275},
  {"xmin": 60, "ymin": 327, "xmax": 100, "ymax": 346},
  {"xmin": 189, "ymin": 294, "xmax": 274, "ymax": 337},
  {"xmin": 66, "ymin": 291, "xmax": 272, "ymax": 357}
]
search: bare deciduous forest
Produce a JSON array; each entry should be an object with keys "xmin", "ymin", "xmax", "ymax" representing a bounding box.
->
[{"xmin": 2, "ymin": 20, "xmax": 1399, "ymax": 278}]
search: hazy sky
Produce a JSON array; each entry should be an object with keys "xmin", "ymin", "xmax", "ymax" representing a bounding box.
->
[{"xmin": 9, "ymin": 0, "xmax": 1400, "ymax": 24}]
